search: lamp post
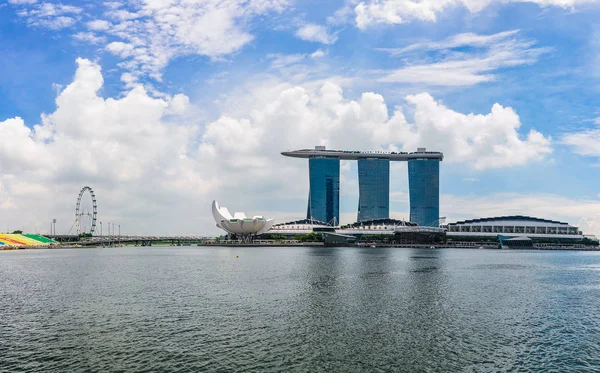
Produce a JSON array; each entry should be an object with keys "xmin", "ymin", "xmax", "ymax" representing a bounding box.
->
[
  {"xmin": 100, "ymin": 221, "xmax": 103, "ymax": 236},
  {"xmin": 118, "ymin": 224, "xmax": 121, "ymax": 246}
]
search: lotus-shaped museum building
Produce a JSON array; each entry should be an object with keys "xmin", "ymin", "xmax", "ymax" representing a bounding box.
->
[{"xmin": 212, "ymin": 200, "xmax": 275, "ymax": 235}]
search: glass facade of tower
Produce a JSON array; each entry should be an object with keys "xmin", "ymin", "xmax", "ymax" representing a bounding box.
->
[
  {"xmin": 357, "ymin": 158, "xmax": 390, "ymax": 221},
  {"xmin": 408, "ymin": 159, "xmax": 440, "ymax": 227},
  {"xmin": 307, "ymin": 157, "xmax": 340, "ymax": 225}
]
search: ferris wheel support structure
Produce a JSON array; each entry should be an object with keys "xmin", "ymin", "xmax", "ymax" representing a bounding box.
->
[{"xmin": 76, "ymin": 186, "xmax": 97, "ymax": 236}]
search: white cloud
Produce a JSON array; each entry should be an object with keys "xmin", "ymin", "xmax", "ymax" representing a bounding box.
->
[
  {"xmin": 376, "ymin": 30, "xmax": 549, "ymax": 86},
  {"xmin": 35, "ymin": 15, "xmax": 77, "ymax": 29},
  {"xmin": 377, "ymin": 30, "xmax": 520, "ymax": 55},
  {"xmin": 73, "ymin": 32, "xmax": 107, "ymax": 45},
  {"xmin": 296, "ymin": 23, "xmax": 338, "ymax": 44},
  {"xmin": 94, "ymin": 0, "xmax": 289, "ymax": 80},
  {"xmin": 443, "ymin": 193, "xmax": 600, "ymax": 237},
  {"xmin": 562, "ymin": 124, "xmax": 600, "ymax": 157},
  {"xmin": 0, "ymin": 59, "xmax": 552, "ymax": 235},
  {"xmin": 266, "ymin": 50, "xmax": 328, "ymax": 71},
  {"xmin": 0, "ymin": 58, "xmax": 201, "ymax": 234},
  {"xmin": 8, "ymin": 0, "xmax": 37, "ymax": 4},
  {"xmin": 354, "ymin": 0, "xmax": 598, "ymax": 28},
  {"xmin": 311, "ymin": 49, "xmax": 326, "ymax": 58},
  {"xmin": 203, "ymin": 80, "xmax": 550, "ymax": 175},
  {"xmin": 327, "ymin": 1, "xmax": 358, "ymax": 25},
  {"xmin": 106, "ymin": 41, "xmax": 135, "ymax": 58},
  {"xmin": 103, "ymin": 2, "xmax": 123, "ymax": 10},
  {"xmin": 267, "ymin": 53, "xmax": 307, "ymax": 69},
  {"xmin": 9, "ymin": 1, "xmax": 289, "ymax": 81},
  {"xmin": 120, "ymin": 72, "xmax": 138, "ymax": 88},
  {"xmin": 14, "ymin": 2, "xmax": 82, "ymax": 29},
  {"xmin": 400, "ymin": 93, "xmax": 552, "ymax": 169},
  {"xmin": 87, "ymin": 19, "xmax": 111, "ymax": 31},
  {"xmin": 0, "ymin": 117, "xmax": 50, "ymax": 174}
]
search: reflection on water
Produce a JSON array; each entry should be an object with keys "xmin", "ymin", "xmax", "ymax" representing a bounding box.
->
[{"xmin": 0, "ymin": 247, "xmax": 599, "ymax": 372}]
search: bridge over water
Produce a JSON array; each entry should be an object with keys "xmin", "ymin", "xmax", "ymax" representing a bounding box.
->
[{"xmin": 49, "ymin": 235, "xmax": 217, "ymax": 246}]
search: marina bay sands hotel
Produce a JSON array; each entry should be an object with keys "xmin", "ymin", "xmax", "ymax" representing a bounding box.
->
[{"xmin": 282, "ymin": 146, "xmax": 443, "ymax": 227}]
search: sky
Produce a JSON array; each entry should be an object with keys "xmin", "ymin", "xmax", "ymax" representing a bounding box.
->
[{"xmin": 0, "ymin": 0, "xmax": 599, "ymax": 236}]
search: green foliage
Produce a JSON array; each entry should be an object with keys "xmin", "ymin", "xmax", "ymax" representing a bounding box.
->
[
  {"xmin": 293, "ymin": 233, "xmax": 323, "ymax": 242},
  {"xmin": 262, "ymin": 234, "xmax": 286, "ymax": 240},
  {"xmin": 582, "ymin": 237, "xmax": 599, "ymax": 246},
  {"xmin": 11, "ymin": 230, "xmax": 23, "ymax": 234}
]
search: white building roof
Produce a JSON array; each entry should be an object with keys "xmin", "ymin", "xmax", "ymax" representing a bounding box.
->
[{"xmin": 448, "ymin": 215, "xmax": 576, "ymax": 228}]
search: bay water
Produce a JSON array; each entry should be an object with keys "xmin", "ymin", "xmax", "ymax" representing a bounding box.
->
[{"xmin": 1, "ymin": 247, "xmax": 599, "ymax": 372}]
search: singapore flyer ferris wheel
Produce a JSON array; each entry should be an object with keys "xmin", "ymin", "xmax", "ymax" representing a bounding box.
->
[{"xmin": 76, "ymin": 186, "xmax": 97, "ymax": 235}]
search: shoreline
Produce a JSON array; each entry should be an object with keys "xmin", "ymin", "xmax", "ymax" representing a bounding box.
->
[{"xmin": 2, "ymin": 243, "xmax": 599, "ymax": 251}]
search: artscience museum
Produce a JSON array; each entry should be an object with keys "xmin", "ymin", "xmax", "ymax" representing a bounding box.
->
[{"xmin": 212, "ymin": 200, "xmax": 275, "ymax": 236}]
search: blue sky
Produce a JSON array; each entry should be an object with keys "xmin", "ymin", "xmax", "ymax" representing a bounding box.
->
[{"xmin": 0, "ymin": 0, "xmax": 599, "ymax": 236}]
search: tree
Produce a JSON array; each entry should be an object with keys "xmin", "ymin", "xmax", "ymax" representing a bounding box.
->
[{"xmin": 582, "ymin": 237, "xmax": 599, "ymax": 246}]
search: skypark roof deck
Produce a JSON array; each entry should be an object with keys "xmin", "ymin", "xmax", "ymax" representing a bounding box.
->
[{"xmin": 281, "ymin": 146, "xmax": 443, "ymax": 161}]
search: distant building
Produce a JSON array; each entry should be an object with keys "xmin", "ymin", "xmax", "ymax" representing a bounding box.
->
[
  {"xmin": 307, "ymin": 157, "xmax": 340, "ymax": 225},
  {"xmin": 267, "ymin": 219, "xmax": 333, "ymax": 236},
  {"xmin": 282, "ymin": 146, "xmax": 443, "ymax": 227},
  {"xmin": 408, "ymin": 156, "xmax": 440, "ymax": 227},
  {"xmin": 357, "ymin": 158, "xmax": 390, "ymax": 222},
  {"xmin": 446, "ymin": 216, "xmax": 582, "ymax": 241},
  {"xmin": 266, "ymin": 218, "xmax": 445, "ymax": 244},
  {"xmin": 212, "ymin": 201, "xmax": 274, "ymax": 236}
]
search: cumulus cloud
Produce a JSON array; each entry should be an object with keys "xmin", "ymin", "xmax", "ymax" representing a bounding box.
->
[
  {"xmin": 376, "ymin": 30, "xmax": 549, "ymax": 86},
  {"xmin": 0, "ymin": 117, "xmax": 50, "ymax": 173},
  {"xmin": 106, "ymin": 41, "xmax": 135, "ymax": 58},
  {"xmin": 399, "ymin": 93, "xmax": 552, "ymax": 169},
  {"xmin": 0, "ymin": 59, "xmax": 552, "ymax": 235},
  {"xmin": 198, "ymin": 80, "xmax": 551, "ymax": 180},
  {"xmin": 86, "ymin": 19, "xmax": 111, "ymax": 31},
  {"xmin": 354, "ymin": 0, "xmax": 598, "ymax": 28},
  {"xmin": 296, "ymin": 24, "xmax": 338, "ymax": 44},
  {"xmin": 0, "ymin": 58, "xmax": 200, "ymax": 234}
]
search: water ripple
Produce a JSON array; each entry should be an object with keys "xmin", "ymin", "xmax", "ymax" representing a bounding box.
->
[{"xmin": 1, "ymin": 247, "xmax": 599, "ymax": 372}]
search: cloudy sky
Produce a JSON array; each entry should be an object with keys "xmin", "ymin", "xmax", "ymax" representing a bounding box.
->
[{"xmin": 0, "ymin": 0, "xmax": 599, "ymax": 236}]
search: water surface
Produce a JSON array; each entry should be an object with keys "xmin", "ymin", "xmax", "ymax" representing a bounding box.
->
[{"xmin": 1, "ymin": 247, "xmax": 599, "ymax": 372}]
